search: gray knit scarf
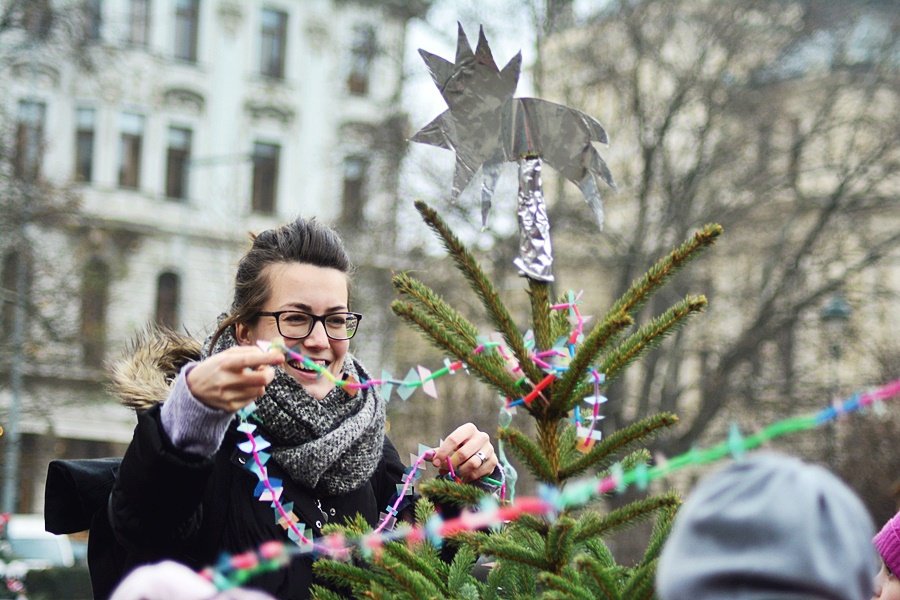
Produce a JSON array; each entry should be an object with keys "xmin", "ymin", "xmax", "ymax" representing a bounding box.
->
[{"xmin": 202, "ymin": 323, "xmax": 385, "ymax": 495}]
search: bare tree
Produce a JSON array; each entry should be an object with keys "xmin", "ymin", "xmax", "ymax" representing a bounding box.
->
[
  {"xmin": 0, "ymin": 0, "xmax": 100, "ymax": 511},
  {"xmin": 544, "ymin": 0, "xmax": 899, "ymax": 457}
]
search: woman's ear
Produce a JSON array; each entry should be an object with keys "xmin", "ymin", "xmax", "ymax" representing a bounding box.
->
[{"xmin": 234, "ymin": 322, "xmax": 254, "ymax": 346}]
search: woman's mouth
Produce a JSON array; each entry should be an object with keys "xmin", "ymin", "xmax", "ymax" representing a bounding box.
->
[{"xmin": 287, "ymin": 357, "xmax": 330, "ymax": 375}]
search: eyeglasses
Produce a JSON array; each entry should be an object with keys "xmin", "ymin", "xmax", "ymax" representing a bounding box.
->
[{"xmin": 255, "ymin": 310, "xmax": 362, "ymax": 341}]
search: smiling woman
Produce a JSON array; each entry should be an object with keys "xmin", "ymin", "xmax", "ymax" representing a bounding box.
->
[
  {"xmin": 100, "ymin": 217, "xmax": 498, "ymax": 600},
  {"xmin": 233, "ymin": 262, "xmax": 353, "ymax": 401}
]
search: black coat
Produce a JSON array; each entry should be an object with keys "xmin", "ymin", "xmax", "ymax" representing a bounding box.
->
[{"xmin": 60, "ymin": 405, "xmax": 407, "ymax": 600}]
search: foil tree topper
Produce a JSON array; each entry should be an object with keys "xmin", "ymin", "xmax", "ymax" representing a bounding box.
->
[{"xmin": 412, "ymin": 24, "xmax": 615, "ymax": 281}]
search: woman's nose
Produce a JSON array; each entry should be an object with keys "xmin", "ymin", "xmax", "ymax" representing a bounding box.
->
[
  {"xmin": 873, "ymin": 570, "xmax": 885, "ymax": 598},
  {"xmin": 302, "ymin": 320, "xmax": 330, "ymax": 348}
]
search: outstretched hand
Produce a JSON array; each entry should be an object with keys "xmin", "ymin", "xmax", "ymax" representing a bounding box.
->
[
  {"xmin": 431, "ymin": 422, "xmax": 497, "ymax": 482},
  {"xmin": 186, "ymin": 345, "xmax": 284, "ymax": 413}
]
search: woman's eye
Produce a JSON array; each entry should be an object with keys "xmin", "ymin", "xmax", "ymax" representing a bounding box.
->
[
  {"xmin": 325, "ymin": 315, "xmax": 348, "ymax": 326},
  {"xmin": 283, "ymin": 313, "xmax": 311, "ymax": 325}
]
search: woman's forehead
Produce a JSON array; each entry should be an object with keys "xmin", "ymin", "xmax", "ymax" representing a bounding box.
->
[{"xmin": 263, "ymin": 262, "xmax": 349, "ymax": 307}]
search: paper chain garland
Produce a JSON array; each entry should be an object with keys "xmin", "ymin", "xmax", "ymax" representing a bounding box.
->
[
  {"xmin": 253, "ymin": 291, "xmax": 599, "ymax": 507},
  {"xmin": 204, "ymin": 292, "xmax": 599, "ymax": 588},
  {"xmin": 258, "ymin": 291, "xmax": 602, "ymax": 443},
  {"xmin": 233, "ymin": 397, "xmax": 508, "ymax": 548},
  {"xmin": 204, "ymin": 378, "xmax": 900, "ymax": 589}
]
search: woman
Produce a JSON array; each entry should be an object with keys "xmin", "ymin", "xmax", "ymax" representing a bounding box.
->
[
  {"xmin": 106, "ymin": 218, "xmax": 498, "ymax": 599},
  {"xmin": 874, "ymin": 510, "xmax": 900, "ymax": 600}
]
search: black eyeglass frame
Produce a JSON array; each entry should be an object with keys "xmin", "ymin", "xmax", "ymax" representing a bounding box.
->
[{"xmin": 254, "ymin": 310, "xmax": 363, "ymax": 341}]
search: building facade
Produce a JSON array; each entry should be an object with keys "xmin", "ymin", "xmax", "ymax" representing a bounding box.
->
[{"xmin": 0, "ymin": 0, "xmax": 418, "ymax": 513}]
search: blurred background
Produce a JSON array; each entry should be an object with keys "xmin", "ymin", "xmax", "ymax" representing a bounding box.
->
[{"xmin": 0, "ymin": 0, "xmax": 897, "ymax": 573}]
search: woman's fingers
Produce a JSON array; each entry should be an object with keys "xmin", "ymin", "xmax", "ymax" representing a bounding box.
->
[
  {"xmin": 431, "ymin": 422, "xmax": 476, "ymax": 468},
  {"xmin": 432, "ymin": 423, "xmax": 498, "ymax": 482},
  {"xmin": 460, "ymin": 443, "xmax": 497, "ymax": 481},
  {"xmin": 187, "ymin": 346, "xmax": 284, "ymax": 412},
  {"xmin": 224, "ymin": 346, "xmax": 285, "ymax": 372}
]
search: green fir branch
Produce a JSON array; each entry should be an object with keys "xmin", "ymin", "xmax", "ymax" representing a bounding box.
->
[
  {"xmin": 582, "ymin": 537, "xmax": 616, "ymax": 569},
  {"xmin": 574, "ymin": 555, "xmax": 622, "ymax": 600},
  {"xmin": 587, "ymin": 295, "xmax": 707, "ymax": 389},
  {"xmin": 382, "ymin": 560, "xmax": 444, "ymax": 599},
  {"xmin": 554, "ymin": 311, "xmax": 634, "ymax": 414},
  {"xmin": 383, "ymin": 542, "xmax": 446, "ymax": 592},
  {"xmin": 528, "ymin": 280, "xmax": 554, "ymax": 353},
  {"xmin": 558, "ymin": 424, "xmax": 580, "ymax": 473},
  {"xmin": 418, "ymin": 477, "xmax": 489, "ymax": 508},
  {"xmin": 538, "ymin": 568, "xmax": 596, "ymax": 600},
  {"xmin": 545, "ymin": 517, "xmax": 576, "ymax": 571},
  {"xmin": 321, "ymin": 513, "xmax": 371, "ymax": 538},
  {"xmin": 445, "ymin": 530, "xmax": 492, "ymax": 553},
  {"xmin": 515, "ymin": 514, "xmax": 550, "ymax": 536},
  {"xmin": 310, "ymin": 585, "xmax": 348, "ymax": 600},
  {"xmin": 486, "ymin": 559, "xmax": 537, "ymax": 599},
  {"xmin": 550, "ymin": 293, "xmax": 576, "ymax": 341},
  {"xmin": 313, "ymin": 559, "xmax": 385, "ymax": 595},
  {"xmin": 447, "ymin": 546, "xmax": 479, "ymax": 593},
  {"xmin": 620, "ymin": 448, "xmax": 652, "ymax": 474},
  {"xmin": 367, "ymin": 582, "xmax": 400, "ymax": 600},
  {"xmin": 641, "ymin": 501, "xmax": 680, "ymax": 565},
  {"xmin": 572, "ymin": 492, "xmax": 682, "ymax": 545},
  {"xmin": 392, "ymin": 272, "xmax": 483, "ymax": 346},
  {"xmin": 478, "ymin": 538, "xmax": 551, "ymax": 570},
  {"xmin": 391, "ymin": 300, "xmax": 522, "ymax": 398},
  {"xmin": 608, "ymin": 224, "xmax": 722, "ymax": 319},
  {"xmin": 619, "ymin": 559, "xmax": 658, "ymax": 600},
  {"xmin": 415, "ymin": 496, "xmax": 437, "ymax": 527},
  {"xmin": 559, "ymin": 413, "xmax": 678, "ymax": 479},
  {"xmin": 499, "ymin": 426, "xmax": 557, "ymax": 483},
  {"xmin": 414, "ymin": 200, "xmax": 543, "ymax": 384}
]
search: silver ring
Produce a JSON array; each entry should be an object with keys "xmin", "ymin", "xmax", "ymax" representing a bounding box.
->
[{"xmin": 474, "ymin": 450, "xmax": 487, "ymax": 466}]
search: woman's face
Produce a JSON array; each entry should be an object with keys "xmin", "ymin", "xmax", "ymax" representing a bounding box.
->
[
  {"xmin": 236, "ymin": 262, "xmax": 350, "ymax": 400},
  {"xmin": 874, "ymin": 561, "xmax": 900, "ymax": 600}
]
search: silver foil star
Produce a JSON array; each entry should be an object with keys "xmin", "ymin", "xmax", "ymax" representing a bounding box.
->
[{"xmin": 412, "ymin": 24, "xmax": 615, "ymax": 230}]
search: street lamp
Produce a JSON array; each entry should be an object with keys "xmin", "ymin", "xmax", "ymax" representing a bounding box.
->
[
  {"xmin": 820, "ymin": 293, "xmax": 852, "ymax": 360},
  {"xmin": 819, "ymin": 292, "xmax": 851, "ymax": 466}
]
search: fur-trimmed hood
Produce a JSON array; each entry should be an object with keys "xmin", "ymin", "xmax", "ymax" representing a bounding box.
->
[{"xmin": 108, "ymin": 326, "xmax": 202, "ymax": 410}]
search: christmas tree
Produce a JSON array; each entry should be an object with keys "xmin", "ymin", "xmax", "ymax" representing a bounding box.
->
[{"xmin": 310, "ymin": 26, "xmax": 722, "ymax": 599}]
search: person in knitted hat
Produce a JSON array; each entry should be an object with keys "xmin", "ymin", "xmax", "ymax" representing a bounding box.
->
[
  {"xmin": 110, "ymin": 561, "xmax": 276, "ymax": 600},
  {"xmin": 656, "ymin": 452, "xmax": 878, "ymax": 600},
  {"xmin": 873, "ymin": 511, "xmax": 900, "ymax": 599}
]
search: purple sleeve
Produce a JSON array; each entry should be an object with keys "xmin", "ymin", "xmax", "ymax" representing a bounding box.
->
[{"xmin": 160, "ymin": 363, "xmax": 234, "ymax": 457}]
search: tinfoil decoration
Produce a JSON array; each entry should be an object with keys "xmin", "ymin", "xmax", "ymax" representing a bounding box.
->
[
  {"xmin": 412, "ymin": 24, "xmax": 615, "ymax": 282},
  {"xmin": 513, "ymin": 157, "xmax": 552, "ymax": 280}
]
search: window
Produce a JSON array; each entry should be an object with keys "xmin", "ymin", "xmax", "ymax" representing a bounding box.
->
[
  {"xmin": 341, "ymin": 156, "xmax": 368, "ymax": 227},
  {"xmin": 251, "ymin": 142, "xmax": 279, "ymax": 214},
  {"xmin": 347, "ymin": 25, "xmax": 376, "ymax": 96},
  {"xmin": 0, "ymin": 251, "xmax": 31, "ymax": 343},
  {"xmin": 83, "ymin": 0, "xmax": 102, "ymax": 41},
  {"xmin": 174, "ymin": 0, "xmax": 199, "ymax": 62},
  {"xmin": 165, "ymin": 126, "xmax": 192, "ymax": 199},
  {"xmin": 80, "ymin": 257, "xmax": 110, "ymax": 368},
  {"xmin": 127, "ymin": 0, "xmax": 150, "ymax": 46},
  {"xmin": 23, "ymin": 0, "xmax": 54, "ymax": 39},
  {"xmin": 14, "ymin": 100, "xmax": 46, "ymax": 182},
  {"xmin": 155, "ymin": 271, "xmax": 180, "ymax": 329},
  {"xmin": 259, "ymin": 8, "xmax": 287, "ymax": 79},
  {"xmin": 118, "ymin": 112, "xmax": 144, "ymax": 189},
  {"xmin": 74, "ymin": 108, "xmax": 95, "ymax": 182}
]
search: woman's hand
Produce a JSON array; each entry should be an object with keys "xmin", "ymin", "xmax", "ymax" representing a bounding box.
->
[
  {"xmin": 186, "ymin": 346, "xmax": 284, "ymax": 413},
  {"xmin": 431, "ymin": 422, "xmax": 498, "ymax": 482}
]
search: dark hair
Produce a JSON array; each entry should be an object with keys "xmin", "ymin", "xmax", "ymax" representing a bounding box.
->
[{"xmin": 210, "ymin": 217, "xmax": 353, "ymax": 348}]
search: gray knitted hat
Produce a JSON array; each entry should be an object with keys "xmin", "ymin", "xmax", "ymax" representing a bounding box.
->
[{"xmin": 656, "ymin": 453, "xmax": 878, "ymax": 600}]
